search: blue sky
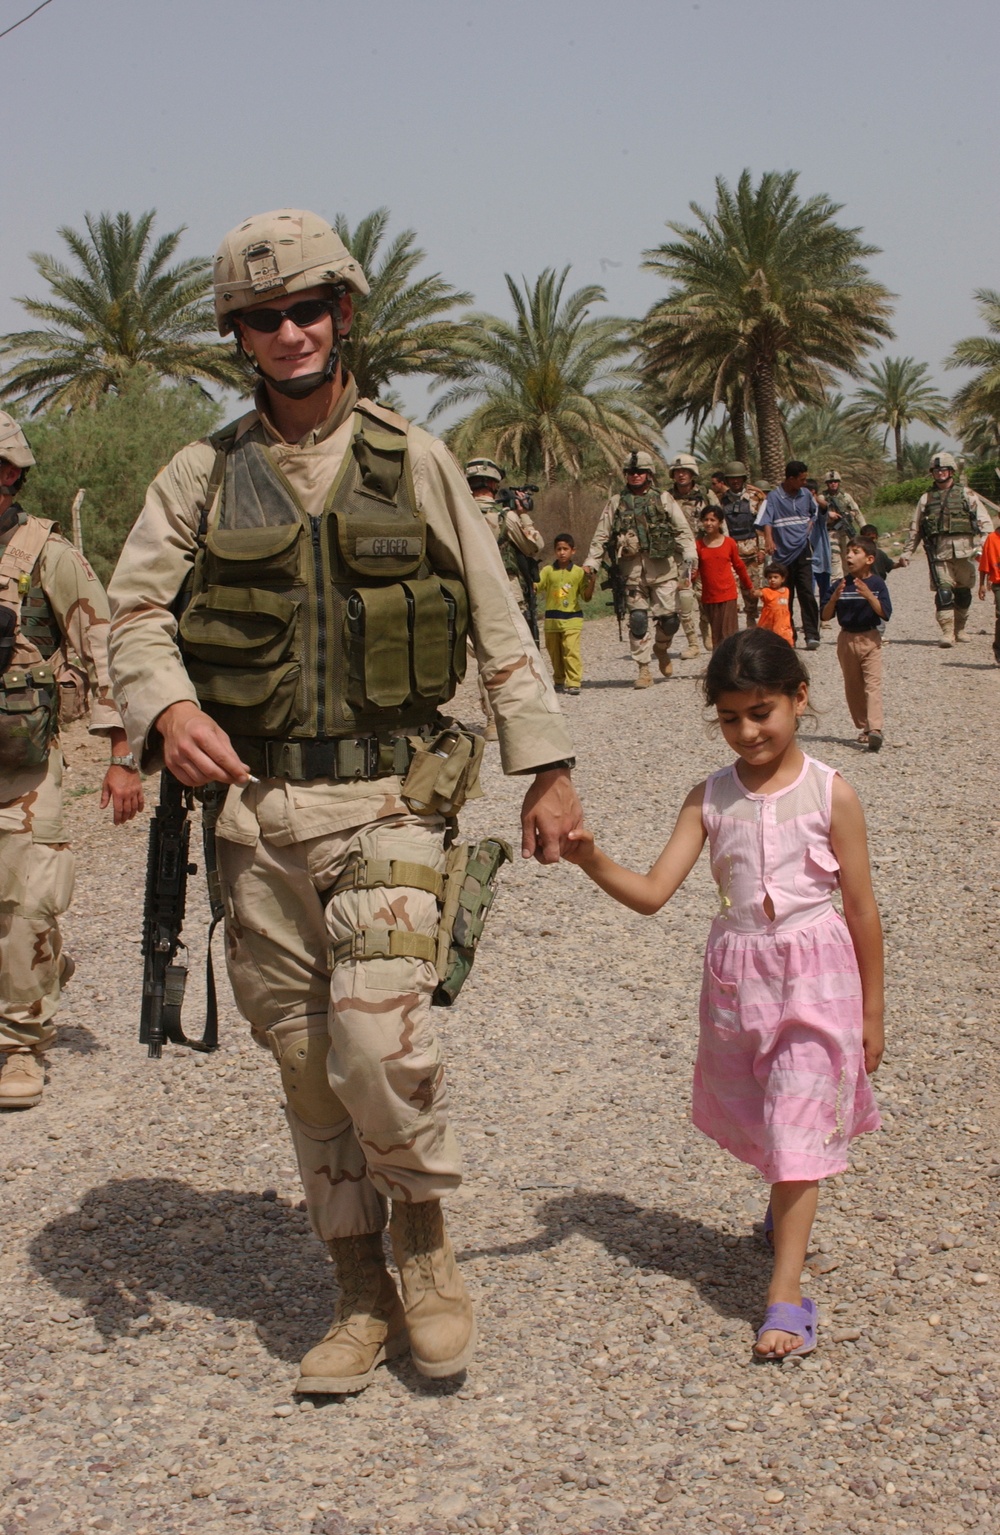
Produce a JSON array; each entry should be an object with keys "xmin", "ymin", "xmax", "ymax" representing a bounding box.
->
[{"xmin": 3, "ymin": 0, "xmax": 997, "ymax": 441}]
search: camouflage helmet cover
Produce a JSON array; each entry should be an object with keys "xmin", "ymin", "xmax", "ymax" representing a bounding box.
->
[
  {"xmin": 929, "ymin": 451, "xmax": 958, "ymax": 472},
  {"xmin": 464, "ymin": 457, "xmax": 504, "ymax": 485},
  {"xmin": 722, "ymin": 460, "xmax": 749, "ymax": 479},
  {"xmin": 214, "ymin": 209, "xmax": 370, "ymax": 335},
  {"xmin": 623, "ymin": 449, "xmax": 657, "ymax": 475},
  {"xmin": 824, "ymin": 469, "xmax": 842, "ymax": 482},
  {"xmin": 669, "ymin": 452, "xmax": 699, "ymax": 475},
  {"xmin": 0, "ymin": 411, "xmax": 36, "ymax": 471}
]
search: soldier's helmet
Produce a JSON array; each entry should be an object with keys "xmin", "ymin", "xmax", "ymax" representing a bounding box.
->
[
  {"xmin": 669, "ymin": 452, "xmax": 699, "ymax": 476},
  {"xmin": 464, "ymin": 458, "xmax": 504, "ymax": 485},
  {"xmin": 722, "ymin": 460, "xmax": 749, "ymax": 480},
  {"xmin": 0, "ymin": 411, "xmax": 36, "ymax": 471},
  {"xmin": 929, "ymin": 452, "xmax": 958, "ymax": 473},
  {"xmin": 213, "ymin": 209, "xmax": 370, "ymax": 335},
  {"xmin": 623, "ymin": 449, "xmax": 656, "ymax": 475},
  {"xmin": 825, "ymin": 469, "xmax": 841, "ymax": 482}
]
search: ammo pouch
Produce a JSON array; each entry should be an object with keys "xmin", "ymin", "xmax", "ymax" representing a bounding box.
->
[
  {"xmin": 0, "ymin": 664, "xmax": 58, "ymax": 771},
  {"xmin": 400, "ymin": 723, "xmax": 484, "ymax": 815},
  {"xmin": 329, "ymin": 835, "xmax": 512, "ymax": 1007},
  {"xmin": 344, "ymin": 576, "xmax": 468, "ymax": 713}
]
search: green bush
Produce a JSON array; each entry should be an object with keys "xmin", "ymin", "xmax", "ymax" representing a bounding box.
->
[
  {"xmin": 871, "ymin": 476, "xmax": 931, "ymax": 507},
  {"xmin": 19, "ymin": 371, "xmax": 223, "ymax": 584}
]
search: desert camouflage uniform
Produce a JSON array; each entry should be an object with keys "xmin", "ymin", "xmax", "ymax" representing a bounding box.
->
[
  {"xmin": 108, "ymin": 378, "xmax": 572, "ymax": 1242},
  {"xmin": 825, "ymin": 488, "xmax": 862, "ymax": 580},
  {"xmin": 474, "ymin": 495, "xmax": 544, "ymax": 725},
  {"xmin": 670, "ymin": 487, "xmax": 713, "ymax": 653},
  {"xmin": 0, "ymin": 514, "xmax": 123, "ymax": 1050},
  {"xmin": 584, "ymin": 492, "xmax": 697, "ymax": 667},
  {"xmin": 904, "ymin": 485, "xmax": 992, "ymax": 644}
]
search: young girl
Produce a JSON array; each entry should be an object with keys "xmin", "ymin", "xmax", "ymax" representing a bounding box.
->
[
  {"xmin": 757, "ymin": 563, "xmax": 794, "ymax": 645},
  {"xmin": 697, "ymin": 508, "xmax": 755, "ymax": 648},
  {"xmin": 566, "ymin": 628, "xmax": 883, "ymax": 1359}
]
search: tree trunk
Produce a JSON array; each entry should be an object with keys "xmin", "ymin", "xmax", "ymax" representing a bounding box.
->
[
  {"xmin": 750, "ymin": 361, "xmax": 785, "ymax": 483},
  {"xmin": 730, "ymin": 396, "xmax": 749, "ymax": 467},
  {"xmin": 894, "ymin": 422, "xmax": 904, "ymax": 478}
]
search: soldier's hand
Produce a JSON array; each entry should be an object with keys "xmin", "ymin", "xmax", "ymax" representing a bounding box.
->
[
  {"xmin": 897, "ymin": 556, "xmax": 910, "ymax": 567},
  {"xmin": 101, "ymin": 766, "xmax": 145, "ymax": 824},
  {"xmin": 156, "ymin": 701, "xmax": 252, "ymax": 787},
  {"xmin": 582, "ymin": 570, "xmax": 596, "ymax": 603},
  {"xmin": 520, "ymin": 768, "xmax": 583, "ymax": 864}
]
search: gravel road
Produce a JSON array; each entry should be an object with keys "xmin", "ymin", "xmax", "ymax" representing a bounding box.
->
[{"xmin": 1, "ymin": 556, "xmax": 998, "ymax": 1535}]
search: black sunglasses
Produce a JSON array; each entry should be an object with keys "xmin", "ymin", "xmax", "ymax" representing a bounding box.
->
[{"xmin": 239, "ymin": 298, "xmax": 336, "ymax": 334}]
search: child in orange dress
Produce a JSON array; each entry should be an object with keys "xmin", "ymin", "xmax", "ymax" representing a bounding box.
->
[{"xmin": 757, "ymin": 564, "xmax": 794, "ymax": 644}]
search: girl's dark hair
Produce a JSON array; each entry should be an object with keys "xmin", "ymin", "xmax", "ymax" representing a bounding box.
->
[
  {"xmin": 703, "ymin": 628, "xmax": 809, "ymax": 705},
  {"xmin": 764, "ymin": 561, "xmax": 788, "ymax": 581}
]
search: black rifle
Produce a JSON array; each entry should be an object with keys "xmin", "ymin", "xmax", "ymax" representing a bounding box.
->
[
  {"xmin": 496, "ymin": 485, "xmax": 542, "ymax": 643},
  {"xmin": 600, "ymin": 541, "xmax": 627, "ymax": 640},
  {"xmin": 140, "ymin": 770, "xmax": 226, "ymax": 1059},
  {"xmin": 924, "ymin": 537, "xmax": 954, "ymax": 610}
]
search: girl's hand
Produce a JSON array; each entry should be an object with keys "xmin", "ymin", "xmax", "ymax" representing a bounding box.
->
[
  {"xmin": 563, "ymin": 826, "xmax": 596, "ymax": 866},
  {"xmin": 978, "ymin": 586, "xmax": 986, "ymax": 601},
  {"xmin": 863, "ymin": 1014, "xmax": 884, "ymax": 1074}
]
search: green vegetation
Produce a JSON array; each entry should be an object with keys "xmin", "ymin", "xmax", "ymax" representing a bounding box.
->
[
  {"xmin": 19, "ymin": 371, "xmax": 222, "ymax": 582},
  {"xmin": 947, "ymin": 289, "xmax": 1000, "ymax": 458},
  {"xmin": 846, "ymin": 356, "xmax": 949, "ymax": 477},
  {"xmin": 0, "ymin": 211, "xmax": 242, "ymax": 412},
  {"xmin": 871, "ymin": 476, "xmax": 932, "ymax": 507}
]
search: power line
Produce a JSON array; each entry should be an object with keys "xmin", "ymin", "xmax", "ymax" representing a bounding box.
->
[{"xmin": 0, "ymin": 0, "xmax": 53, "ymax": 42}]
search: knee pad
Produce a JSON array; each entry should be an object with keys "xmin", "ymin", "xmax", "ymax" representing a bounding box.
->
[
  {"xmin": 656, "ymin": 613, "xmax": 681, "ymax": 640},
  {"xmin": 954, "ymin": 585, "xmax": 973, "ymax": 610},
  {"xmin": 628, "ymin": 608, "xmax": 649, "ymax": 640},
  {"xmin": 265, "ymin": 1015, "xmax": 345, "ymax": 1128},
  {"xmin": 934, "ymin": 587, "xmax": 955, "ymax": 611}
]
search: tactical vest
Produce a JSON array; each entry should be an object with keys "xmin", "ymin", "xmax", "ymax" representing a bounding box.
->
[
  {"xmin": 612, "ymin": 489, "xmax": 681, "ymax": 561},
  {"xmin": 920, "ymin": 484, "xmax": 976, "ymax": 541},
  {"xmin": 178, "ymin": 406, "xmax": 470, "ymax": 745},
  {"xmin": 483, "ymin": 501, "xmax": 520, "ymax": 579},
  {"xmin": 721, "ymin": 493, "xmax": 757, "ymax": 543},
  {"xmin": 826, "ymin": 493, "xmax": 858, "ymax": 540},
  {"xmin": 0, "ymin": 510, "xmax": 60, "ymax": 661}
]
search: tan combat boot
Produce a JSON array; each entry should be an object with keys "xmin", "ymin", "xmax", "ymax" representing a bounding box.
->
[
  {"xmin": 679, "ymin": 617, "xmax": 700, "ymax": 660},
  {"xmin": 0, "ymin": 1049, "xmax": 44, "ymax": 1109},
  {"xmin": 633, "ymin": 663, "xmax": 652, "ymax": 689},
  {"xmin": 389, "ymin": 1200, "xmax": 476, "ymax": 1378},
  {"xmin": 657, "ymin": 653, "xmax": 674, "ymax": 677},
  {"xmin": 954, "ymin": 607, "xmax": 971, "ymax": 642},
  {"xmin": 295, "ymin": 1232, "xmax": 407, "ymax": 1394},
  {"xmin": 936, "ymin": 609, "xmax": 954, "ymax": 648}
]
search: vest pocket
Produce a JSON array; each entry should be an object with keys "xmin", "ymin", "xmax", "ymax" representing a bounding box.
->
[
  {"xmin": 203, "ymin": 521, "xmax": 302, "ymax": 587},
  {"xmin": 0, "ymin": 665, "xmax": 58, "ymax": 771},
  {"xmin": 345, "ymin": 578, "xmax": 470, "ymax": 713},
  {"xmin": 179, "ymin": 585, "xmax": 299, "ymax": 669},
  {"xmin": 187, "ymin": 660, "xmax": 300, "ymax": 737}
]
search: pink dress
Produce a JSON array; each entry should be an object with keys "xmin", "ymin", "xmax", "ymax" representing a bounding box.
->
[{"xmin": 691, "ymin": 754, "xmax": 880, "ymax": 1181}]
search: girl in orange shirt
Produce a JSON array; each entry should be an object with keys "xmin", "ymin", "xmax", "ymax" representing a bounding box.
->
[{"xmin": 758, "ymin": 564, "xmax": 794, "ymax": 645}]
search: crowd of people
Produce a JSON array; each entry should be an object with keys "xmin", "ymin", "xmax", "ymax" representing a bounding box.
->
[{"xmin": 0, "ymin": 206, "xmax": 994, "ymax": 1397}]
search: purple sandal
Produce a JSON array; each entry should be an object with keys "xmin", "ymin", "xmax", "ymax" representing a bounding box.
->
[{"xmin": 755, "ymin": 1297, "xmax": 817, "ymax": 1359}]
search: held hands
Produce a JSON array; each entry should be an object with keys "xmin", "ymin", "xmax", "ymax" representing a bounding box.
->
[
  {"xmin": 519, "ymin": 768, "xmax": 584, "ymax": 863},
  {"xmin": 562, "ymin": 825, "xmax": 596, "ymax": 866},
  {"xmin": 156, "ymin": 700, "xmax": 252, "ymax": 788}
]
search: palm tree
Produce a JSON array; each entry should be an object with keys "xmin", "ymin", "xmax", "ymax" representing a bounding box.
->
[
  {"xmin": 0, "ymin": 211, "xmax": 243, "ymax": 412},
  {"xmin": 429, "ymin": 267, "xmax": 658, "ymax": 483},
  {"xmin": 640, "ymin": 170, "xmax": 895, "ymax": 482},
  {"xmin": 946, "ymin": 288, "xmax": 1000, "ymax": 452},
  {"xmin": 334, "ymin": 209, "xmax": 471, "ymax": 400},
  {"xmin": 785, "ymin": 393, "xmax": 888, "ymax": 499},
  {"xmin": 901, "ymin": 439, "xmax": 943, "ymax": 477},
  {"xmin": 846, "ymin": 355, "xmax": 949, "ymax": 476}
]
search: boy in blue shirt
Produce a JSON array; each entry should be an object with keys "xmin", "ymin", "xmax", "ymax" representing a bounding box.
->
[{"xmin": 821, "ymin": 536, "xmax": 892, "ymax": 753}]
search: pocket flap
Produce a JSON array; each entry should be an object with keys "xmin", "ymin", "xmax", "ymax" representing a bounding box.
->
[
  {"xmin": 188, "ymin": 661, "xmax": 299, "ymax": 707},
  {"xmin": 205, "ymin": 522, "xmax": 302, "ymax": 563}
]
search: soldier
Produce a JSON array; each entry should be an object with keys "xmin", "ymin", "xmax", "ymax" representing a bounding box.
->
[
  {"xmin": 820, "ymin": 470, "xmax": 862, "ymax": 581},
  {"xmin": 464, "ymin": 458, "xmax": 544, "ymax": 740},
  {"xmin": 667, "ymin": 453, "xmax": 710, "ymax": 659},
  {"xmin": 898, "ymin": 452, "xmax": 992, "ymax": 646},
  {"xmin": 107, "ymin": 208, "xmax": 581, "ymax": 1397},
  {"xmin": 583, "ymin": 449, "xmax": 696, "ymax": 687},
  {"xmin": 717, "ymin": 460, "xmax": 765, "ymax": 626},
  {"xmin": 0, "ymin": 413, "xmax": 143, "ymax": 1109}
]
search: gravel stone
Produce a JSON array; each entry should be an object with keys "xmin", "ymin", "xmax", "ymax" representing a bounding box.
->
[{"xmin": 1, "ymin": 563, "xmax": 998, "ymax": 1534}]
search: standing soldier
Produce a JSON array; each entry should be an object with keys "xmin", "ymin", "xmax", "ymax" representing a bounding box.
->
[
  {"xmin": 583, "ymin": 449, "xmax": 696, "ymax": 687},
  {"xmin": 898, "ymin": 451, "xmax": 992, "ymax": 646},
  {"xmin": 718, "ymin": 460, "xmax": 765, "ymax": 627},
  {"xmin": 0, "ymin": 413, "xmax": 143, "ymax": 1109},
  {"xmin": 108, "ymin": 209, "xmax": 581, "ymax": 1397},
  {"xmin": 667, "ymin": 453, "xmax": 710, "ymax": 659},
  {"xmin": 821, "ymin": 470, "xmax": 862, "ymax": 582},
  {"xmin": 464, "ymin": 458, "xmax": 544, "ymax": 740}
]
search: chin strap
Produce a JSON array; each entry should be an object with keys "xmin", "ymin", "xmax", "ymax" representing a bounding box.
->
[{"xmin": 236, "ymin": 334, "xmax": 342, "ymax": 400}]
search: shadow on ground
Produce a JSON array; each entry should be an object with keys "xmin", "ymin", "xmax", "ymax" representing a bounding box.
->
[
  {"xmin": 32, "ymin": 1177, "xmax": 332, "ymax": 1363},
  {"xmin": 56, "ymin": 1024, "xmax": 105, "ymax": 1056},
  {"xmin": 465, "ymin": 1190, "xmax": 772, "ymax": 1327}
]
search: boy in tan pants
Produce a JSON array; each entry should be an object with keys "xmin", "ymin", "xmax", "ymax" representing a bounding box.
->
[{"xmin": 821, "ymin": 537, "xmax": 892, "ymax": 753}]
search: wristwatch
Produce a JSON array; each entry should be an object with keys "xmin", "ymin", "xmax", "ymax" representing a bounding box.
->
[{"xmin": 110, "ymin": 753, "xmax": 139, "ymax": 772}]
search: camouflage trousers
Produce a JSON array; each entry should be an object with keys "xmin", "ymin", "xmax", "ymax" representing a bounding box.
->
[
  {"xmin": 622, "ymin": 568, "xmax": 681, "ymax": 665},
  {"xmin": 217, "ymin": 811, "xmax": 461, "ymax": 1241},
  {"xmin": 0, "ymin": 751, "xmax": 76, "ymax": 1052}
]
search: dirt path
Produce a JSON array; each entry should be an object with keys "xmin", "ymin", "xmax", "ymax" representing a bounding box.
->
[{"xmin": 1, "ymin": 559, "xmax": 998, "ymax": 1535}]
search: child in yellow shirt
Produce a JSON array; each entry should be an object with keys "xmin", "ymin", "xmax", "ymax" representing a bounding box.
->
[{"xmin": 536, "ymin": 534, "xmax": 588, "ymax": 694}]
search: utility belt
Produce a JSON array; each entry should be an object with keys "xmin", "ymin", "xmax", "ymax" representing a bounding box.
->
[{"xmin": 231, "ymin": 731, "xmax": 420, "ymax": 783}]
